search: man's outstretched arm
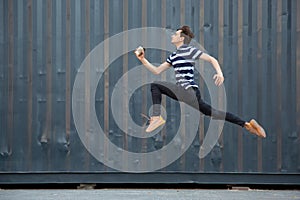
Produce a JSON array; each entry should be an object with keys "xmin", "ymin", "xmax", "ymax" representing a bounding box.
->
[{"xmin": 136, "ymin": 49, "xmax": 171, "ymax": 75}]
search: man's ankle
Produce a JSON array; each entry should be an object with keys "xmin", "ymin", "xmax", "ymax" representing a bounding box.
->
[{"xmin": 151, "ymin": 116, "xmax": 160, "ymax": 119}]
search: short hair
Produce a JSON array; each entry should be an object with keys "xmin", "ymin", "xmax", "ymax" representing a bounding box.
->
[{"xmin": 177, "ymin": 25, "xmax": 194, "ymax": 44}]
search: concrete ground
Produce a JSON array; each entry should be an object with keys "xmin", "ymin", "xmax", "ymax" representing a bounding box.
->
[{"xmin": 0, "ymin": 189, "xmax": 299, "ymax": 200}]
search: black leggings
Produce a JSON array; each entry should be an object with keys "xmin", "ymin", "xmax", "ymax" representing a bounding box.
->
[{"xmin": 151, "ymin": 81, "xmax": 246, "ymax": 127}]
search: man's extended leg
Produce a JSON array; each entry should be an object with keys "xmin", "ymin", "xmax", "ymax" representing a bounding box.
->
[{"xmin": 190, "ymin": 87, "xmax": 266, "ymax": 138}]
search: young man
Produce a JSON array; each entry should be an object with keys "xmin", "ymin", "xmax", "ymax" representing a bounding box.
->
[{"xmin": 135, "ymin": 25, "xmax": 266, "ymax": 138}]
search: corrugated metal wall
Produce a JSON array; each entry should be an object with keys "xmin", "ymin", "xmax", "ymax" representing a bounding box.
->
[{"xmin": 0, "ymin": 0, "xmax": 299, "ymax": 180}]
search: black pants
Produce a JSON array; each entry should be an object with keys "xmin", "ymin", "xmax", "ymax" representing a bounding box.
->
[{"xmin": 151, "ymin": 81, "xmax": 246, "ymax": 127}]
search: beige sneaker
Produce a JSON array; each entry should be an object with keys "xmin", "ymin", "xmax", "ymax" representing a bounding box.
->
[
  {"xmin": 145, "ymin": 116, "xmax": 166, "ymax": 133},
  {"xmin": 244, "ymin": 119, "xmax": 266, "ymax": 138}
]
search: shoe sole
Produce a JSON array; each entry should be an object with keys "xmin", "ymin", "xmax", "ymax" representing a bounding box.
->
[
  {"xmin": 146, "ymin": 119, "xmax": 166, "ymax": 133},
  {"xmin": 250, "ymin": 119, "xmax": 266, "ymax": 138}
]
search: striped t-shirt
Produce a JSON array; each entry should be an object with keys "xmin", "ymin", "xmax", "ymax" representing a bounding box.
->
[{"xmin": 167, "ymin": 44, "xmax": 203, "ymax": 89}]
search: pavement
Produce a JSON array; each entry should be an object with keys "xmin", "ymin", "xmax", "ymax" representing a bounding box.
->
[{"xmin": 0, "ymin": 189, "xmax": 300, "ymax": 200}]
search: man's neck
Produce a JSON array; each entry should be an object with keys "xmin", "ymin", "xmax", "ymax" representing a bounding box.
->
[{"xmin": 175, "ymin": 42, "xmax": 185, "ymax": 49}]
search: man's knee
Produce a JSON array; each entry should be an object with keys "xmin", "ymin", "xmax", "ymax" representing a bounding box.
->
[
  {"xmin": 199, "ymin": 102, "xmax": 212, "ymax": 116},
  {"xmin": 151, "ymin": 82, "xmax": 161, "ymax": 93},
  {"xmin": 151, "ymin": 82, "xmax": 157, "ymax": 88}
]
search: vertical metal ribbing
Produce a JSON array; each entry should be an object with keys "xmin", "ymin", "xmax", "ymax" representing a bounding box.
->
[
  {"xmin": 276, "ymin": 0, "xmax": 282, "ymax": 172},
  {"xmin": 84, "ymin": 0, "xmax": 91, "ymax": 170},
  {"xmin": 122, "ymin": 0, "xmax": 129, "ymax": 171},
  {"xmin": 7, "ymin": 0, "xmax": 14, "ymax": 169},
  {"xmin": 198, "ymin": 0, "xmax": 205, "ymax": 172},
  {"xmin": 65, "ymin": 0, "xmax": 71, "ymax": 171},
  {"xmin": 296, "ymin": 0, "xmax": 300, "ymax": 173},
  {"xmin": 256, "ymin": 0, "xmax": 263, "ymax": 172},
  {"xmin": 27, "ymin": 0, "xmax": 33, "ymax": 170},
  {"xmin": 237, "ymin": 0, "xmax": 243, "ymax": 172},
  {"xmin": 47, "ymin": 0, "xmax": 52, "ymax": 169},
  {"xmin": 141, "ymin": 0, "xmax": 147, "ymax": 169},
  {"xmin": 103, "ymin": 0, "xmax": 109, "ymax": 171},
  {"xmin": 161, "ymin": 0, "xmax": 167, "ymax": 170},
  {"xmin": 41, "ymin": 0, "xmax": 53, "ymax": 170},
  {"xmin": 179, "ymin": 0, "xmax": 186, "ymax": 171},
  {"xmin": 180, "ymin": 0, "xmax": 185, "ymax": 25},
  {"xmin": 218, "ymin": 0, "xmax": 224, "ymax": 172},
  {"xmin": 0, "ymin": 0, "xmax": 7, "ymax": 160}
]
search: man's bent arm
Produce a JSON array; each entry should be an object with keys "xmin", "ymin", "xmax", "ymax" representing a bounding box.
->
[
  {"xmin": 140, "ymin": 58, "xmax": 171, "ymax": 75},
  {"xmin": 199, "ymin": 53, "xmax": 224, "ymax": 86}
]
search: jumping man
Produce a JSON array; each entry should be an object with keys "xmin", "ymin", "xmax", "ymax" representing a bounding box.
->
[{"xmin": 135, "ymin": 25, "xmax": 266, "ymax": 138}]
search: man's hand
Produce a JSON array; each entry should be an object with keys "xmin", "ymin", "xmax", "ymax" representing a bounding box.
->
[
  {"xmin": 135, "ymin": 46, "xmax": 145, "ymax": 61},
  {"xmin": 213, "ymin": 73, "xmax": 224, "ymax": 86}
]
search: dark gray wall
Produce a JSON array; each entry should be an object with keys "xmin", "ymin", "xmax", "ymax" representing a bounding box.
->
[{"xmin": 0, "ymin": 0, "xmax": 299, "ymax": 178}]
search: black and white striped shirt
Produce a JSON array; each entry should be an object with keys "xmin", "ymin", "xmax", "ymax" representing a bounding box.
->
[{"xmin": 167, "ymin": 44, "xmax": 203, "ymax": 89}]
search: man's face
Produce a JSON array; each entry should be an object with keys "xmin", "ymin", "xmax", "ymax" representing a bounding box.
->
[{"xmin": 171, "ymin": 30, "xmax": 184, "ymax": 44}]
